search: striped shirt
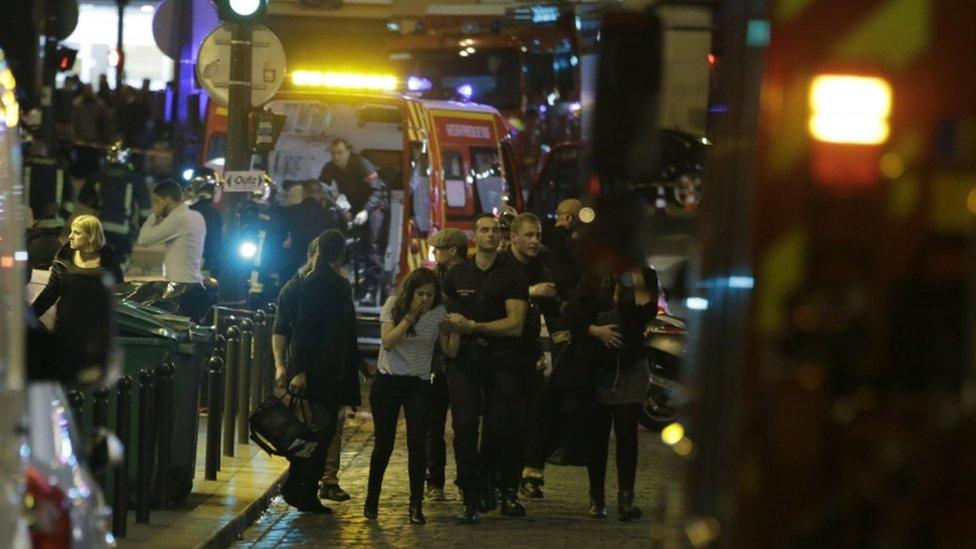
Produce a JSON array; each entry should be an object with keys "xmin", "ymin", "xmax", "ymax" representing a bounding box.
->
[{"xmin": 377, "ymin": 297, "xmax": 446, "ymax": 379}]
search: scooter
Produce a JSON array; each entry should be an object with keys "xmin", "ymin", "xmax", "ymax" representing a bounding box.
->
[{"xmin": 641, "ymin": 313, "xmax": 686, "ymax": 431}]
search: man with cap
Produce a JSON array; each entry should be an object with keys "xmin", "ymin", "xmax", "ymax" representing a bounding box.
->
[{"xmin": 424, "ymin": 227, "xmax": 468, "ymax": 500}]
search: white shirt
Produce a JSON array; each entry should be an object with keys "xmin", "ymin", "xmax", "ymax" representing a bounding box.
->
[
  {"xmin": 378, "ymin": 297, "xmax": 447, "ymax": 379},
  {"xmin": 137, "ymin": 202, "xmax": 206, "ymax": 284}
]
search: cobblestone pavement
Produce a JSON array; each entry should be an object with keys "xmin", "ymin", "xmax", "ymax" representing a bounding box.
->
[{"xmin": 233, "ymin": 397, "xmax": 686, "ymax": 548}]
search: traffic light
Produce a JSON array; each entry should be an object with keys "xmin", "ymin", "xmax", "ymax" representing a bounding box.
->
[
  {"xmin": 215, "ymin": 0, "xmax": 268, "ymax": 22},
  {"xmin": 55, "ymin": 46, "xmax": 78, "ymax": 73}
]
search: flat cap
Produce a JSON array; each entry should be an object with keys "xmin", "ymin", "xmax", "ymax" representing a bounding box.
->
[{"xmin": 429, "ymin": 228, "xmax": 468, "ymax": 249}]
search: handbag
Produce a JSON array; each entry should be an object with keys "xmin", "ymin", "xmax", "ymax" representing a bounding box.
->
[{"xmin": 249, "ymin": 389, "xmax": 333, "ymax": 459}]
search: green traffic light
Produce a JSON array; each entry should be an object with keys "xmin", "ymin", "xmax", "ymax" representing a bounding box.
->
[{"xmin": 229, "ymin": 0, "xmax": 260, "ymax": 16}]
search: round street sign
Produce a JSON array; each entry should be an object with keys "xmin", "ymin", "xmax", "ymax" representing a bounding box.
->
[
  {"xmin": 153, "ymin": 0, "xmax": 220, "ymax": 61},
  {"xmin": 195, "ymin": 23, "xmax": 287, "ymax": 108},
  {"xmin": 33, "ymin": 0, "xmax": 79, "ymax": 41}
]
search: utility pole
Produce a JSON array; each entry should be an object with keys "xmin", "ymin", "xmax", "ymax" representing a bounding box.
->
[{"xmin": 116, "ymin": 0, "xmax": 127, "ymax": 90}]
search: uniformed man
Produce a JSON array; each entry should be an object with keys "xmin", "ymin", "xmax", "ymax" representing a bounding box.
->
[
  {"xmin": 24, "ymin": 141, "xmax": 74, "ymax": 230},
  {"xmin": 79, "ymin": 141, "xmax": 150, "ymax": 267},
  {"xmin": 187, "ymin": 168, "xmax": 223, "ymax": 278},
  {"xmin": 443, "ymin": 214, "xmax": 529, "ymax": 524},
  {"xmin": 242, "ymin": 176, "xmax": 284, "ymax": 311},
  {"xmin": 318, "ymin": 138, "xmax": 389, "ymax": 303}
]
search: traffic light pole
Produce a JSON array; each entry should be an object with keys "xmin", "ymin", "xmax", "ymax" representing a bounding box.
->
[
  {"xmin": 41, "ymin": 0, "xmax": 60, "ymax": 154},
  {"xmin": 218, "ymin": 22, "xmax": 253, "ymax": 308}
]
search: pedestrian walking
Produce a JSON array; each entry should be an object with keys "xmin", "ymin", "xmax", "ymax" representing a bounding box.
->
[
  {"xmin": 283, "ymin": 230, "xmax": 362, "ymax": 514},
  {"xmin": 566, "ymin": 265, "xmax": 659, "ymax": 521},
  {"xmin": 424, "ymin": 228, "xmax": 468, "ymax": 501},
  {"xmin": 364, "ymin": 267, "xmax": 457, "ymax": 525},
  {"xmin": 31, "ymin": 215, "xmax": 123, "ymax": 325},
  {"xmin": 443, "ymin": 214, "xmax": 529, "ymax": 524}
]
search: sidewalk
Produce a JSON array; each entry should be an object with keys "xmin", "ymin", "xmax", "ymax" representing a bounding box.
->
[{"xmin": 115, "ymin": 416, "xmax": 290, "ymax": 549}]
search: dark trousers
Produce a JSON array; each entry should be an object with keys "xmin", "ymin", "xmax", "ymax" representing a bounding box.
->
[
  {"xmin": 286, "ymin": 404, "xmax": 340, "ymax": 489},
  {"xmin": 450, "ymin": 348, "xmax": 523, "ymax": 504},
  {"xmin": 367, "ymin": 374, "xmax": 430, "ymax": 503},
  {"xmin": 425, "ymin": 368, "xmax": 450, "ymax": 489},
  {"xmin": 482, "ymin": 352, "xmax": 538, "ymax": 488},
  {"xmin": 522, "ymin": 366, "xmax": 549, "ymax": 472},
  {"xmin": 359, "ymin": 208, "xmax": 385, "ymax": 291},
  {"xmin": 586, "ymin": 403, "xmax": 640, "ymax": 499}
]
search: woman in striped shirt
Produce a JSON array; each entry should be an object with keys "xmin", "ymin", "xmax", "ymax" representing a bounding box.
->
[{"xmin": 364, "ymin": 267, "xmax": 459, "ymax": 524}]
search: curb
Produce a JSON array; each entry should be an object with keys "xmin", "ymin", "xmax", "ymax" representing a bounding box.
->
[{"xmin": 200, "ymin": 469, "xmax": 288, "ymax": 549}]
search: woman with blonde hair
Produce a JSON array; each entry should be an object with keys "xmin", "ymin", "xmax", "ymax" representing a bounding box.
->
[{"xmin": 32, "ymin": 214, "xmax": 124, "ymax": 321}]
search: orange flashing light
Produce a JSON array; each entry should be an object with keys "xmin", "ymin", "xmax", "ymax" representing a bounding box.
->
[{"xmin": 808, "ymin": 74, "xmax": 892, "ymax": 145}]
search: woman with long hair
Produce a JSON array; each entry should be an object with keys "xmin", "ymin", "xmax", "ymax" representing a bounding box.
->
[
  {"xmin": 364, "ymin": 267, "xmax": 459, "ymax": 524},
  {"xmin": 32, "ymin": 214, "xmax": 123, "ymax": 322}
]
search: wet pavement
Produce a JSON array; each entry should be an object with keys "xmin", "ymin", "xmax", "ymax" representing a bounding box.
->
[{"xmin": 233, "ymin": 398, "xmax": 686, "ymax": 548}]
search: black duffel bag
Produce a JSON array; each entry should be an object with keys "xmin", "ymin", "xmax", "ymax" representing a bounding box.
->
[{"xmin": 249, "ymin": 389, "xmax": 334, "ymax": 459}]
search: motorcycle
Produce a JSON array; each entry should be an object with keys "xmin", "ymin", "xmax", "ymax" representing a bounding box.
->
[{"xmin": 641, "ymin": 313, "xmax": 686, "ymax": 431}]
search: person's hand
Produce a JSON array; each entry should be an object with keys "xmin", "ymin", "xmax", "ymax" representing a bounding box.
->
[
  {"xmin": 529, "ymin": 282, "xmax": 557, "ymax": 299},
  {"xmin": 289, "ymin": 372, "xmax": 307, "ymax": 394},
  {"xmin": 445, "ymin": 313, "xmax": 475, "ymax": 333},
  {"xmin": 590, "ymin": 324, "xmax": 623, "ymax": 349},
  {"xmin": 353, "ymin": 210, "xmax": 368, "ymax": 226},
  {"xmin": 408, "ymin": 294, "xmax": 432, "ymax": 320}
]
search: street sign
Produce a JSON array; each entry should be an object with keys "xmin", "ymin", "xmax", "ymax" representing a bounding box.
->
[
  {"xmin": 33, "ymin": 0, "xmax": 79, "ymax": 41},
  {"xmin": 196, "ymin": 23, "xmax": 286, "ymax": 108},
  {"xmin": 223, "ymin": 170, "xmax": 265, "ymax": 193},
  {"xmin": 152, "ymin": 0, "xmax": 220, "ymax": 61}
]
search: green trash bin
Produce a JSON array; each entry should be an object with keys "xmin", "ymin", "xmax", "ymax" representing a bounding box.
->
[{"xmin": 103, "ymin": 300, "xmax": 210, "ymax": 503}]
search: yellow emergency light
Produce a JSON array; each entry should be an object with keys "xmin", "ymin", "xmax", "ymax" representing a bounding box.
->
[
  {"xmin": 291, "ymin": 70, "xmax": 398, "ymax": 92},
  {"xmin": 808, "ymin": 74, "xmax": 892, "ymax": 145}
]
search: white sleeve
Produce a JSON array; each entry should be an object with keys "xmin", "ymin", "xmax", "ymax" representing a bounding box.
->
[
  {"xmin": 136, "ymin": 212, "xmax": 184, "ymax": 247},
  {"xmin": 380, "ymin": 296, "xmax": 396, "ymax": 323}
]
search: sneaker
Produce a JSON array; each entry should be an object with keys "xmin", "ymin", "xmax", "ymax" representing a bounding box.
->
[
  {"xmin": 425, "ymin": 485, "xmax": 446, "ymax": 501},
  {"xmin": 520, "ymin": 478, "xmax": 544, "ymax": 499},
  {"xmin": 500, "ymin": 490, "xmax": 526, "ymax": 517},
  {"xmin": 456, "ymin": 504, "xmax": 481, "ymax": 525},
  {"xmin": 319, "ymin": 483, "xmax": 351, "ymax": 502}
]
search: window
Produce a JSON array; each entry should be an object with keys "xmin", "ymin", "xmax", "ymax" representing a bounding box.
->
[
  {"xmin": 443, "ymin": 150, "xmax": 466, "ymax": 208},
  {"xmin": 471, "ymin": 147, "xmax": 507, "ymax": 214},
  {"xmin": 409, "ymin": 142, "xmax": 431, "ymax": 233}
]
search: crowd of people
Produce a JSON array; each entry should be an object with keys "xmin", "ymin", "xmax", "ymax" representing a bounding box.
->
[{"xmin": 272, "ymin": 198, "xmax": 658, "ymax": 525}]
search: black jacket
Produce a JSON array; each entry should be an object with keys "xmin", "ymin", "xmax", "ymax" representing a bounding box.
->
[
  {"xmin": 32, "ymin": 243, "xmax": 124, "ymax": 319},
  {"xmin": 289, "ymin": 266, "xmax": 362, "ymax": 407}
]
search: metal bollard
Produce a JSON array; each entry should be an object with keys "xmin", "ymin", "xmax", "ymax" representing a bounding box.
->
[
  {"xmin": 205, "ymin": 356, "xmax": 224, "ymax": 480},
  {"xmin": 154, "ymin": 361, "xmax": 175, "ymax": 508},
  {"xmin": 223, "ymin": 326, "xmax": 240, "ymax": 457},
  {"xmin": 213, "ymin": 334, "xmax": 226, "ymax": 359},
  {"xmin": 237, "ymin": 318, "xmax": 254, "ymax": 445},
  {"xmin": 112, "ymin": 375, "xmax": 133, "ymax": 538},
  {"xmin": 92, "ymin": 387, "xmax": 111, "ymax": 489},
  {"xmin": 250, "ymin": 311, "xmax": 266, "ymax": 413},
  {"xmin": 261, "ymin": 307, "xmax": 276, "ymax": 398},
  {"xmin": 136, "ymin": 369, "xmax": 155, "ymax": 524},
  {"xmin": 67, "ymin": 390, "xmax": 85, "ymax": 430}
]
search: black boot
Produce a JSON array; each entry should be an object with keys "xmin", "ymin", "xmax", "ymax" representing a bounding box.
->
[
  {"xmin": 283, "ymin": 481, "xmax": 332, "ymax": 514},
  {"xmin": 456, "ymin": 503, "xmax": 481, "ymax": 525},
  {"xmin": 478, "ymin": 486, "xmax": 499, "ymax": 513},
  {"xmin": 363, "ymin": 491, "xmax": 379, "ymax": 520},
  {"xmin": 500, "ymin": 489, "xmax": 527, "ymax": 517},
  {"xmin": 617, "ymin": 490, "xmax": 642, "ymax": 522},
  {"xmin": 409, "ymin": 500, "xmax": 426, "ymax": 525}
]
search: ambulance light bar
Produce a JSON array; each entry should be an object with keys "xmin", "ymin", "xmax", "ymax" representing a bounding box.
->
[{"xmin": 291, "ymin": 71, "xmax": 398, "ymax": 92}]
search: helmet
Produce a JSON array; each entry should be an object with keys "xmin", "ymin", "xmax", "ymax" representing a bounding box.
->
[
  {"xmin": 253, "ymin": 174, "xmax": 277, "ymax": 204},
  {"xmin": 106, "ymin": 141, "xmax": 130, "ymax": 165},
  {"xmin": 497, "ymin": 206, "xmax": 517, "ymax": 232},
  {"xmin": 189, "ymin": 172, "xmax": 218, "ymax": 201}
]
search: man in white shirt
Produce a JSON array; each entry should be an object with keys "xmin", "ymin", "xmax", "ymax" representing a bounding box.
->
[{"xmin": 137, "ymin": 179, "xmax": 207, "ymax": 285}]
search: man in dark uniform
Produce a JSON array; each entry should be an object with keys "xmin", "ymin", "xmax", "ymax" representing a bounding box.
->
[
  {"xmin": 78, "ymin": 142, "xmax": 150, "ymax": 267},
  {"xmin": 424, "ymin": 228, "xmax": 469, "ymax": 501},
  {"xmin": 278, "ymin": 183, "xmax": 329, "ymax": 282},
  {"xmin": 187, "ymin": 169, "xmax": 222, "ymax": 278},
  {"xmin": 501, "ymin": 213, "xmax": 563, "ymax": 499},
  {"xmin": 284, "ymin": 230, "xmax": 362, "ymax": 513},
  {"xmin": 443, "ymin": 214, "xmax": 529, "ymax": 524},
  {"xmin": 318, "ymin": 138, "xmax": 389, "ymax": 303},
  {"xmin": 543, "ymin": 198, "xmax": 584, "ymax": 300},
  {"xmin": 24, "ymin": 141, "xmax": 74, "ymax": 231},
  {"xmin": 242, "ymin": 175, "xmax": 284, "ymax": 307}
]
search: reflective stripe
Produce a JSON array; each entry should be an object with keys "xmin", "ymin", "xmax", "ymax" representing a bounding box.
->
[
  {"xmin": 34, "ymin": 218, "xmax": 65, "ymax": 229},
  {"xmin": 124, "ymin": 183, "xmax": 133, "ymax": 218},
  {"xmin": 101, "ymin": 220, "xmax": 130, "ymax": 234},
  {"xmin": 55, "ymin": 169, "xmax": 64, "ymax": 208},
  {"xmin": 63, "ymin": 201, "xmax": 75, "ymax": 213},
  {"xmin": 24, "ymin": 166, "xmax": 30, "ymax": 205}
]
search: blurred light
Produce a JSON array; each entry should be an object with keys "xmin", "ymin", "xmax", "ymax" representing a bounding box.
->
[
  {"xmin": 746, "ymin": 19, "xmax": 771, "ymax": 47},
  {"xmin": 727, "ymin": 276, "xmax": 754, "ymax": 289},
  {"xmin": 570, "ymin": 55, "xmax": 579, "ymax": 67},
  {"xmin": 578, "ymin": 207, "xmax": 595, "ymax": 223},
  {"xmin": 967, "ymin": 187, "xmax": 976, "ymax": 215},
  {"xmin": 140, "ymin": 4, "xmax": 154, "ymax": 13},
  {"xmin": 574, "ymin": 16, "xmax": 582, "ymax": 30},
  {"xmin": 809, "ymin": 74, "xmax": 892, "ymax": 145},
  {"xmin": 709, "ymin": 104, "xmax": 728, "ymax": 113},
  {"xmin": 507, "ymin": 117, "xmax": 525, "ymax": 132},
  {"xmin": 229, "ymin": 0, "xmax": 261, "ymax": 17},
  {"xmin": 182, "ymin": 168, "xmax": 195, "ymax": 181},
  {"xmin": 291, "ymin": 71, "xmax": 398, "ymax": 91},
  {"xmin": 531, "ymin": 6, "xmax": 560, "ymax": 23},
  {"xmin": 107, "ymin": 49, "xmax": 120, "ymax": 68},
  {"xmin": 407, "ymin": 76, "xmax": 432, "ymax": 92},
  {"xmin": 660, "ymin": 422, "xmax": 685, "ymax": 446},
  {"xmin": 387, "ymin": 20, "xmax": 401, "ymax": 32},
  {"xmin": 456, "ymin": 84, "xmax": 473, "ymax": 100},
  {"xmin": 546, "ymin": 91, "xmax": 558, "ymax": 106},
  {"xmin": 459, "ymin": 50, "xmax": 470, "ymax": 58},
  {"xmin": 239, "ymin": 241, "xmax": 258, "ymax": 260},
  {"xmin": 707, "ymin": 53, "xmax": 716, "ymax": 65},
  {"xmin": 569, "ymin": 101, "xmax": 582, "ymax": 114},
  {"xmin": 14, "ymin": 251, "xmax": 28, "ymax": 262},
  {"xmin": 459, "ymin": 39, "xmax": 474, "ymax": 47},
  {"xmin": 686, "ymin": 517, "xmax": 722, "ymax": 548},
  {"xmin": 879, "ymin": 152, "xmax": 905, "ymax": 179},
  {"xmin": 461, "ymin": 20, "xmax": 480, "ymax": 34},
  {"xmin": 673, "ymin": 437, "xmax": 694, "ymax": 457},
  {"xmin": 465, "ymin": 47, "xmax": 476, "ymax": 54},
  {"xmin": 686, "ymin": 297, "xmax": 709, "ymax": 310},
  {"xmin": 0, "ymin": 256, "xmax": 13, "ymax": 268},
  {"xmin": 520, "ymin": 46, "xmax": 528, "ymax": 53},
  {"xmin": 700, "ymin": 137, "xmax": 712, "ymax": 145}
]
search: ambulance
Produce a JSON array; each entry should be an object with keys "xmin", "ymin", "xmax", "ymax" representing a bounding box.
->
[{"xmin": 200, "ymin": 72, "xmax": 524, "ymax": 344}]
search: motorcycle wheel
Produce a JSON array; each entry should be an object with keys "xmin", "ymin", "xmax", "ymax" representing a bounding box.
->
[{"xmin": 639, "ymin": 392, "xmax": 679, "ymax": 432}]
